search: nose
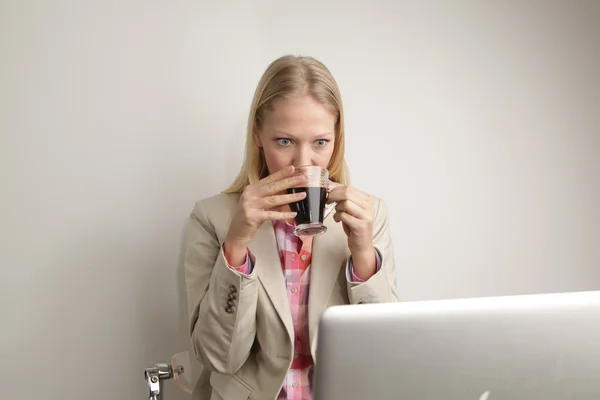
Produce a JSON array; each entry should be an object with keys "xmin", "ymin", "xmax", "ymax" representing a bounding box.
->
[{"xmin": 293, "ymin": 146, "xmax": 312, "ymax": 167}]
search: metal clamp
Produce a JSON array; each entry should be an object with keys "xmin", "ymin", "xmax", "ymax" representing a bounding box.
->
[{"xmin": 144, "ymin": 362, "xmax": 185, "ymax": 400}]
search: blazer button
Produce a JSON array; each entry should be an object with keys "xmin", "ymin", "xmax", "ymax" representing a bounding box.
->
[
  {"xmin": 226, "ymin": 299, "xmax": 235, "ymax": 307},
  {"xmin": 227, "ymin": 292, "xmax": 237, "ymax": 300},
  {"xmin": 229, "ymin": 285, "xmax": 237, "ymax": 293},
  {"xmin": 225, "ymin": 306, "xmax": 235, "ymax": 314}
]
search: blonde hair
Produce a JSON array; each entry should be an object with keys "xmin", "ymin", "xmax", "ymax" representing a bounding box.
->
[{"xmin": 223, "ymin": 55, "xmax": 350, "ymax": 194}]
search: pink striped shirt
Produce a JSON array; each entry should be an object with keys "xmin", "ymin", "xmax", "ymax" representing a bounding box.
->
[{"xmin": 226, "ymin": 220, "xmax": 377, "ymax": 399}]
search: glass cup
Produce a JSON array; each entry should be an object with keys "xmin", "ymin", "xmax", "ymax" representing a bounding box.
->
[{"xmin": 285, "ymin": 165, "xmax": 332, "ymax": 237}]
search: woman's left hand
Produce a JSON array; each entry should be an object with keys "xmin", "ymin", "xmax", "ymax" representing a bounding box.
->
[{"xmin": 326, "ymin": 182, "xmax": 376, "ymax": 277}]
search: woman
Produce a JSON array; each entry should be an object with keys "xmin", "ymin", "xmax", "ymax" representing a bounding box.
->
[{"xmin": 184, "ymin": 55, "xmax": 398, "ymax": 400}]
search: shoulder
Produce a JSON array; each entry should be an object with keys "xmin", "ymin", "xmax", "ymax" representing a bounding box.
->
[
  {"xmin": 195, "ymin": 192, "xmax": 240, "ymax": 213},
  {"xmin": 190, "ymin": 192, "xmax": 241, "ymax": 232}
]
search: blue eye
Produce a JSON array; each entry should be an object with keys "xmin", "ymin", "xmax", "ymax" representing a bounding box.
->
[
  {"xmin": 315, "ymin": 139, "xmax": 329, "ymax": 147},
  {"xmin": 276, "ymin": 138, "xmax": 292, "ymax": 146}
]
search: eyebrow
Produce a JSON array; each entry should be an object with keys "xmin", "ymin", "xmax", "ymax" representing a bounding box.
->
[{"xmin": 273, "ymin": 130, "xmax": 334, "ymax": 138}]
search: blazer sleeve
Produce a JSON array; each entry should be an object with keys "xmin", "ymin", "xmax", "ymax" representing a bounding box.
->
[
  {"xmin": 183, "ymin": 199, "xmax": 258, "ymax": 375},
  {"xmin": 345, "ymin": 197, "xmax": 399, "ymax": 304}
]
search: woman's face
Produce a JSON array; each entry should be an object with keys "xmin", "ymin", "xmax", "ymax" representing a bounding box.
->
[{"xmin": 254, "ymin": 95, "xmax": 336, "ymax": 176}]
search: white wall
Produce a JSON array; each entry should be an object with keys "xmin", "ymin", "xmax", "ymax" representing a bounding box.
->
[{"xmin": 1, "ymin": 1, "xmax": 599, "ymax": 399}]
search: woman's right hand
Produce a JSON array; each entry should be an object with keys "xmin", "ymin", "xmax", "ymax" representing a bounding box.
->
[{"xmin": 223, "ymin": 165, "xmax": 306, "ymax": 265}]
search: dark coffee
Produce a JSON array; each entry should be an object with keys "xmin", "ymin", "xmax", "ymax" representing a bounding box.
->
[{"xmin": 285, "ymin": 187, "xmax": 327, "ymax": 226}]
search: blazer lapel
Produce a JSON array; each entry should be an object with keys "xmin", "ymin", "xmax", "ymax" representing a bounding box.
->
[
  {"xmin": 308, "ymin": 212, "xmax": 348, "ymax": 356},
  {"xmin": 248, "ymin": 221, "xmax": 294, "ymax": 342}
]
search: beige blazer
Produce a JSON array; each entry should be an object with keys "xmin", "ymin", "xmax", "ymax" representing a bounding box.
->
[{"xmin": 184, "ymin": 192, "xmax": 398, "ymax": 400}]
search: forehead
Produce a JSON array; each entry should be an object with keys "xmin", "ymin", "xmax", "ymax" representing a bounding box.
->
[{"xmin": 263, "ymin": 95, "xmax": 336, "ymax": 135}]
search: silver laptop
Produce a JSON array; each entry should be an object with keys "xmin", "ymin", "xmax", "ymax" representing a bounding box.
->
[{"xmin": 313, "ymin": 290, "xmax": 600, "ymax": 400}]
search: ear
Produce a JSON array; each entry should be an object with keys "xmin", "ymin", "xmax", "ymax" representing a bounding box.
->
[{"xmin": 253, "ymin": 124, "xmax": 263, "ymax": 148}]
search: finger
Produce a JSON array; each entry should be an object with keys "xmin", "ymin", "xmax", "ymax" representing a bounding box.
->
[
  {"xmin": 334, "ymin": 211, "xmax": 371, "ymax": 235},
  {"xmin": 327, "ymin": 186, "xmax": 370, "ymax": 208},
  {"xmin": 258, "ymin": 192, "xmax": 306, "ymax": 209},
  {"xmin": 327, "ymin": 179, "xmax": 341, "ymax": 192},
  {"xmin": 258, "ymin": 174, "xmax": 306, "ymax": 196},
  {"xmin": 335, "ymin": 200, "xmax": 371, "ymax": 220},
  {"xmin": 259, "ymin": 210, "xmax": 297, "ymax": 221},
  {"xmin": 259, "ymin": 165, "xmax": 295, "ymax": 185},
  {"xmin": 333, "ymin": 211, "xmax": 360, "ymax": 227}
]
